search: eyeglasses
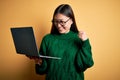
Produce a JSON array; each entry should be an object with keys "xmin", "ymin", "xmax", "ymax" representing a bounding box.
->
[{"xmin": 52, "ymin": 18, "xmax": 70, "ymax": 26}]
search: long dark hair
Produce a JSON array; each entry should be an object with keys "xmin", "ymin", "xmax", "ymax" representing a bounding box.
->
[{"xmin": 50, "ymin": 4, "xmax": 79, "ymax": 34}]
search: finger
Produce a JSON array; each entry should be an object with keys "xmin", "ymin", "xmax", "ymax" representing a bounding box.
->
[{"xmin": 78, "ymin": 31, "xmax": 83, "ymax": 37}]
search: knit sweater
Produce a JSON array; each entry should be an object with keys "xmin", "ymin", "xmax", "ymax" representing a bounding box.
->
[{"xmin": 35, "ymin": 31, "xmax": 94, "ymax": 80}]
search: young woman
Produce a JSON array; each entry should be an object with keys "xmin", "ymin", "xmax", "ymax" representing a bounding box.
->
[{"xmin": 33, "ymin": 4, "xmax": 94, "ymax": 80}]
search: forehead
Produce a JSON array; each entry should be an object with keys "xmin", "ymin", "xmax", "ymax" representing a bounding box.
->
[{"xmin": 54, "ymin": 13, "xmax": 69, "ymax": 20}]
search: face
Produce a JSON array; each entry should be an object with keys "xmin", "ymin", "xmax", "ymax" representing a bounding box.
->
[{"xmin": 53, "ymin": 13, "xmax": 73, "ymax": 34}]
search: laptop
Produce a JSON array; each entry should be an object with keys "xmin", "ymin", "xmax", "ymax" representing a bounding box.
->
[{"xmin": 10, "ymin": 27, "xmax": 61, "ymax": 59}]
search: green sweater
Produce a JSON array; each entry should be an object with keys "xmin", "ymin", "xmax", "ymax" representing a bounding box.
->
[{"xmin": 35, "ymin": 31, "xmax": 94, "ymax": 80}]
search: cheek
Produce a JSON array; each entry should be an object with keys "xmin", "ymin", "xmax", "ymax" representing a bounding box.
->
[
  {"xmin": 65, "ymin": 22, "xmax": 72, "ymax": 29},
  {"xmin": 67, "ymin": 26, "xmax": 71, "ymax": 30}
]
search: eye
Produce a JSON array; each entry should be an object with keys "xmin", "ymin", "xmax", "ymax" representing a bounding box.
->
[{"xmin": 59, "ymin": 20, "xmax": 65, "ymax": 24}]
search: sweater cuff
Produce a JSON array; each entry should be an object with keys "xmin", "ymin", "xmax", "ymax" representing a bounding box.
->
[
  {"xmin": 35, "ymin": 59, "xmax": 47, "ymax": 75},
  {"xmin": 81, "ymin": 39, "xmax": 91, "ymax": 47}
]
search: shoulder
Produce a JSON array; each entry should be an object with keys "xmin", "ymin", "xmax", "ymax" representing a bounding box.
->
[
  {"xmin": 71, "ymin": 31, "xmax": 81, "ymax": 40},
  {"xmin": 71, "ymin": 31, "xmax": 83, "ymax": 44},
  {"xmin": 42, "ymin": 33, "xmax": 54, "ymax": 41}
]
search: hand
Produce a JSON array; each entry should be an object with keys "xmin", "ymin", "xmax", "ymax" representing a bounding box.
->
[
  {"xmin": 35, "ymin": 58, "xmax": 42, "ymax": 65},
  {"xmin": 25, "ymin": 55, "xmax": 42, "ymax": 65},
  {"xmin": 78, "ymin": 31, "xmax": 88, "ymax": 41}
]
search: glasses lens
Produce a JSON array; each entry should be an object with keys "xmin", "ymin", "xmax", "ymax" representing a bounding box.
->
[{"xmin": 52, "ymin": 18, "xmax": 70, "ymax": 26}]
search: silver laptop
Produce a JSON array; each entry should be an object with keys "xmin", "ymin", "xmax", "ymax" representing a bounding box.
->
[{"xmin": 10, "ymin": 27, "xmax": 61, "ymax": 59}]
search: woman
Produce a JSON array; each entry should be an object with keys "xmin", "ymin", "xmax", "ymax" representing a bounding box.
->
[{"xmin": 33, "ymin": 4, "xmax": 94, "ymax": 80}]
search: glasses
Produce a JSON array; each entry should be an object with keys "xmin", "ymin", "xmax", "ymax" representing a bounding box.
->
[{"xmin": 52, "ymin": 18, "xmax": 70, "ymax": 26}]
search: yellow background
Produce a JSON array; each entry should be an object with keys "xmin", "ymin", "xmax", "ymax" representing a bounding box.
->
[{"xmin": 0, "ymin": 0, "xmax": 120, "ymax": 80}]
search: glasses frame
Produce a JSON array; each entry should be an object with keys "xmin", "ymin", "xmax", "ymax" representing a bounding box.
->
[{"xmin": 52, "ymin": 18, "xmax": 70, "ymax": 26}]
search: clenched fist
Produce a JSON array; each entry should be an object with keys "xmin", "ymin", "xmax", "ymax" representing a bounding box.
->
[{"xmin": 78, "ymin": 31, "xmax": 88, "ymax": 41}]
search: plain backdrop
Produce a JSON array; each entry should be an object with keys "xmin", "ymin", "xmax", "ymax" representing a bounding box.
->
[{"xmin": 0, "ymin": 0, "xmax": 120, "ymax": 80}]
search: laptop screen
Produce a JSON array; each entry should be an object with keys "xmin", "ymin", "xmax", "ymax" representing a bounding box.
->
[{"xmin": 10, "ymin": 27, "xmax": 39, "ymax": 57}]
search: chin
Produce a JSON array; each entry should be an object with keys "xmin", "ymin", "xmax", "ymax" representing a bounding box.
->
[
  {"xmin": 58, "ymin": 31, "xmax": 66, "ymax": 34},
  {"xmin": 58, "ymin": 29, "xmax": 69, "ymax": 34},
  {"xmin": 59, "ymin": 31, "xmax": 69, "ymax": 34}
]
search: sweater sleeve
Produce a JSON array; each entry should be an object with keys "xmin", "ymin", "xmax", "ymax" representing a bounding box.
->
[
  {"xmin": 35, "ymin": 37, "xmax": 48, "ymax": 75},
  {"xmin": 75, "ymin": 39, "xmax": 94, "ymax": 72}
]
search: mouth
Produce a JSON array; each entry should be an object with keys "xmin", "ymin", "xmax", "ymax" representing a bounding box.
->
[
  {"xmin": 57, "ymin": 27, "xmax": 63, "ymax": 31},
  {"xmin": 58, "ymin": 28, "xmax": 64, "ymax": 33}
]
